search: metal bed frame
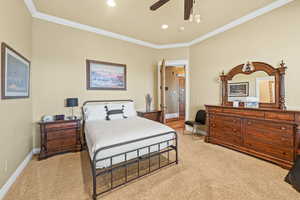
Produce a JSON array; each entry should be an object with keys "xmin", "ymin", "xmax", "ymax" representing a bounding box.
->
[{"xmin": 82, "ymin": 100, "xmax": 178, "ymax": 200}]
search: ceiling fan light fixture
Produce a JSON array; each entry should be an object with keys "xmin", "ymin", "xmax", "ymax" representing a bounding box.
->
[
  {"xmin": 106, "ymin": 0, "xmax": 116, "ymax": 7},
  {"xmin": 161, "ymin": 24, "xmax": 169, "ymax": 29},
  {"xmin": 189, "ymin": 14, "xmax": 193, "ymax": 22},
  {"xmin": 195, "ymin": 14, "xmax": 201, "ymax": 23}
]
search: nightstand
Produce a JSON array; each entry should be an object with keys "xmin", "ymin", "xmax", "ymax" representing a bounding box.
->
[
  {"xmin": 137, "ymin": 110, "xmax": 162, "ymax": 122},
  {"xmin": 38, "ymin": 119, "xmax": 82, "ymax": 160}
]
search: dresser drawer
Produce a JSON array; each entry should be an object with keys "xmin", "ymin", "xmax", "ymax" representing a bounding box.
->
[
  {"xmin": 47, "ymin": 137, "xmax": 77, "ymax": 151},
  {"xmin": 210, "ymin": 125, "xmax": 241, "ymax": 137},
  {"xmin": 211, "ymin": 128, "xmax": 242, "ymax": 146},
  {"xmin": 265, "ymin": 112, "xmax": 294, "ymax": 121},
  {"xmin": 244, "ymin": 138, "xmax": 294, "ymax": 161},
  {"xmin": 246, "ymin": 119, "xmax": 294, "ymax": 135},
  {"xmin": 210, "ymin": 115, "xmax": 241, "ymax": 125},
  {"xmin": 45, "ymin": 121, "xmax": 78, "ymax": 131},
  {"xmin": 222, "ymin": 108, "xmax": 264, "ymax": 118},
  {"xmin": 47, "ymin": 129, "xmax": 77, "ymax": 141}
]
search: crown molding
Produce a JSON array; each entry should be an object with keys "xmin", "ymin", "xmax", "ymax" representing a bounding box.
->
[
  {"xmin": 24, "ymin": 0, "xmax": 294, "ymax": 49},
  {"xmin": 188, "ymin": 0, "xmax": 294, "ymax": 46}
]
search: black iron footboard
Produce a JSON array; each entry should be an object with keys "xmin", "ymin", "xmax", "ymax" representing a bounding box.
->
[
  {"xmin": 89, "ymin": 131, "xmax": 178, "ymax": 200},
  {"xmin": 82, "ymin": 100, "xmax": 178, "ymax": 200}
]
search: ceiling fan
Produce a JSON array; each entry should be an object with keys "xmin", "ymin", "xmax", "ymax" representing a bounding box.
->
[{"xmin": 150, "ymin": 0, "xmax": 194, "ymax": 20}]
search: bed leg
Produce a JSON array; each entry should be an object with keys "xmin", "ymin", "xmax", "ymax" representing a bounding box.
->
[
  {"xmin": 92, "ymin": 162, "xmax": 97, "ymax": 200},
  {"xmin": 175, "ymin": 132, "xmax": 179, "ymax": 164}
]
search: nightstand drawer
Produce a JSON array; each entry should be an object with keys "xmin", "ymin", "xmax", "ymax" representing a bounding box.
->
[
  {"xmin": 47, "ymin": 129, "xmax": 77, "ymax": 141},
  {"xmin": 39, "ymin": 119, "xmax": 82, "ymax": 160},
  {"xmin": 45, "ymin": 121, "xmax": 78, "ymax": 131},
  {"xmin": 47, "ymin": 137, "xmax": 77, "ymax": 150}
]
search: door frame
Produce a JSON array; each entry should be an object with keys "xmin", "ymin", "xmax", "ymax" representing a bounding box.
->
[{"xmin": 158, "ymin": 59, "xmax": 190, "ymax": 121}]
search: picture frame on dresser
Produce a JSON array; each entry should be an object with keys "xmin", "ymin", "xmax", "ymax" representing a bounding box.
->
[
  {"xmin": 86, "ymin": 59, "xmax": 127, "ymax": 90},
  {"xmin": 1, "ymin": 43, "xmax": 30, "ymax": 99}
]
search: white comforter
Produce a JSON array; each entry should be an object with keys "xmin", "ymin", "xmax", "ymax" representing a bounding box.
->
[{"xmin": 85, "ymin": 116, "xmax": 176, "ymax": 169}]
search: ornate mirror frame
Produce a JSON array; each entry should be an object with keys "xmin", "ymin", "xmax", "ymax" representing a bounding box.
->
[{"xmin": 220, "ymin": 61, "xmax": 287, "ymax": 110}]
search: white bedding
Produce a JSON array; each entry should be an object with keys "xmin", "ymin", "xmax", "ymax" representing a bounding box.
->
[{"xmin": 85, "ymin": 116, "xmax": 176, "ymax": 169}]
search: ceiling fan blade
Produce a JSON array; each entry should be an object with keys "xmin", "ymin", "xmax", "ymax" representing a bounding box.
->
[
  {"xmin": 150, "ymin": 0, "xmax": 170, "ymax": 11},
  {"xmin": 184, "ymin": 0, "xmax": 193, "ymax": 20}
]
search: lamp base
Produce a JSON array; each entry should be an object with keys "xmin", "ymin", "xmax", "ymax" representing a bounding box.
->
[{"xmin": 67, "ymin": 116, "xmax": 77, "ymax": 120}]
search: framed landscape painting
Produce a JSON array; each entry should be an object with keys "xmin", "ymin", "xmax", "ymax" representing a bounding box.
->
[
  {"xmin": 228, "ymin": 82, "xmax": 249, "ymax": 97},
  {"xmin": 1, "ymin": 43, "xmax": 30, "ymax": 99},
  {"xmin": 86, "ymin": 60, "xmax": 127, "ymax": 90}
]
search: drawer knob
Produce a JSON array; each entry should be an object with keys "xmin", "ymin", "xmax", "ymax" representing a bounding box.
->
[
  {"xmin": 233, "ymin": 128, "xmax": 237, "ymax": 132},
  {"xmin": 247, "ymin": 121, "xmax": 252, "ymax": 125},
  {"xmin": 281, "ymin": 126, "xmax": 286, "ymax": 130},
  {"xmin": 212, "ymin": 124, "xmax": 216, "ymax": 128}
]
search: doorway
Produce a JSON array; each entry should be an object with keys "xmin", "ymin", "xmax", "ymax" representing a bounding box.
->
[
  {"xmin": 158, "ymin": 59, "xmax": 190, "ymax": 127},
  {"xmin": 165, "ymin": 66, "xmax": 186, "ymax": 122}
]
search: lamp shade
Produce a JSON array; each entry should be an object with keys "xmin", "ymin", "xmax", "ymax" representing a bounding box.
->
[{"xmin": 66, "ymin": 98, "xmax": 78, "ymax": 107}]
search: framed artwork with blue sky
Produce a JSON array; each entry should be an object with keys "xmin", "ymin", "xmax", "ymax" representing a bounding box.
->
[{"xmin": 1, "ymin": 43, "xmax": 30, "ymax": 99}]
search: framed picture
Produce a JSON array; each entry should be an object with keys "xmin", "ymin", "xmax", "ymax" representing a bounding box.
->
[
  {"xmin": 228, "ymin": 82, "xmax": 249, "ymax": 97},
  {"xmin": 1, "ymin": 43, "xmax": 30, "ymax": 99},
  {"xmin": 86, "ymin": 60, "xmax": 127, "ymax": 90}
]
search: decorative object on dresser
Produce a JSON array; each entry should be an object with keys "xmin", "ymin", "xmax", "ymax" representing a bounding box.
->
[
  {"xmin": 86, "ymin": 60, "xmax": 126, "ymax": 90},
  {"xmin": 1, "ymin": 43, "xmax": 30, "ymax": 99},
  {"xmin": 206, "ymin": 61, "xmax": 299, "ymax": 169},
  {"xmin": 145, "ymin": 93, "xmax": 152, "ymax": 112},
  {"xmin": 66, "ymin": 97, "xmax": 79, "ymax": 119},
  {"xmin": 137, "ymin": 110, "xmax": 162, "ymax": 122},
  {"xmin": 38, "ymin": 119, "xmax": 82, "ymax": 160}
]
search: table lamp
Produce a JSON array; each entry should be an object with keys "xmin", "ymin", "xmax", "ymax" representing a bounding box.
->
[{"xmin": 66, "ymin": 98, "xmax": 78, "ymax": 120}]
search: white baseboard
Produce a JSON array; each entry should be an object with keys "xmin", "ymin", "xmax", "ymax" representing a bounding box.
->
[
  {"xmin": 32, "ymin": 148, "xmax": 40, "ymax": 155},
  {"xmin": 0, "ymin": 150, "xmax": 34, "ymax": 200}
]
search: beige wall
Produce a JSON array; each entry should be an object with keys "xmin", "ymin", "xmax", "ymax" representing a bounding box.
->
[
  {"xmin": 189, "ymin": 1, "xmax": 300, "ymax": 119},
  {"xmin": 31, "ymin": 19, "xmax": 158, "ymax": 147},
  {"xmin": 0, "ymin": 0, "xmax": 32, "ymax": 188},
  {"xmin": 156, "ymin": 47, "xmax": 189, "ymax": 61}
]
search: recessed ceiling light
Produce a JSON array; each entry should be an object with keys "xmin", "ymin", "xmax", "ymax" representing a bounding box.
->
[
  {"xmin": 179, "ymin": 26, "xmax": 185, "ymax": 31},
  {"xmin": 106, "ymin": 0, "xmax": 116, "ymax": 7},
  {"xmin": 161, "ymin": 24, "xmax": 168, "ymax": 30}
]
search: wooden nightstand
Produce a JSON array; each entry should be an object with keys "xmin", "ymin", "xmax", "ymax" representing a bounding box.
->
[
  {"xmin": 137, "ymin": 110, "xmax": 162, "ymax": 122},
  {"xmin": 38, "ymin": 119, "xmax": 82, "ymax": 160}
]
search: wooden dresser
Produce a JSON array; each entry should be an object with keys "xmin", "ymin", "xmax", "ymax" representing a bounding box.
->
[
  {"xmin": 137, "ymin": 110, "xmax": 162, "ymax": 122},
  {"xmin": 206, "ymin": 105, "xmax": 300, "ymax": 169},
  {"xmin": 39, "ymin": 119, "xmax": 82, "ymax": 159}
]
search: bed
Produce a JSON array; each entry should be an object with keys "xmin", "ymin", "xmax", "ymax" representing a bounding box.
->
[{"xmin": 82, "ymin": 100, "xmax": 178, "ymax": 200}]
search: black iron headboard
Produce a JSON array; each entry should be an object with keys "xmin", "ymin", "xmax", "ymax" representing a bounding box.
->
[{"xmin": 82, "ymin": 99, "xmax": 133, "ymax": 106}]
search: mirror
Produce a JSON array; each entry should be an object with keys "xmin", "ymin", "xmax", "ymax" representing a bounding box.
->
[
  {"xmin": 220, "ymin": 61, "xmax": 287, "ymax": 110},
  {"xmin": 228, "ymin": 71, "xmax": 275, "ymax": 103}
]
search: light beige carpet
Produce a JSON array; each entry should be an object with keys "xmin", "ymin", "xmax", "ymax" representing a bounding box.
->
[{"xmin": 4, "ymin": 130, "xmax": 300, "ymax": 200}]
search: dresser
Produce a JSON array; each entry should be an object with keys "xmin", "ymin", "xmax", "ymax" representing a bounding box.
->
[
  {"xmin": 206, "ymin": 105, "xmax": 300, "ymax": 169},
  {"xmin": 39, "ymin": 119, "xmax": 82, "ymax": 159},
  {"xmin": 137, "ymin": 110, "xmax": 162, "ymax": 122}
]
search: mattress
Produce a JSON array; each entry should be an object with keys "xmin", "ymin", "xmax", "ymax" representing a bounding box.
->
[{"xmin": 85, "ymin": 116, "xmax": 176, "ymax": 169}]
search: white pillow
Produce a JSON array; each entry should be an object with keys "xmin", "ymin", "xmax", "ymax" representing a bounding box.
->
[
  {"xmin": 105, "ymin": 104, "xmax": 125, "ymax": 120},
  {"xmin": 123, "ymin": 102, "xmax": 137, "ymax": 117},
  {"xmin": 84, "ymin": 104, "xmax": 106, "ymax": 121}
]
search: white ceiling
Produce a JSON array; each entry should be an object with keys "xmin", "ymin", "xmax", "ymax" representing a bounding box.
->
[{"xmin": 26, "ymin": 0, "xmax": 292, "ymax": 48}]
